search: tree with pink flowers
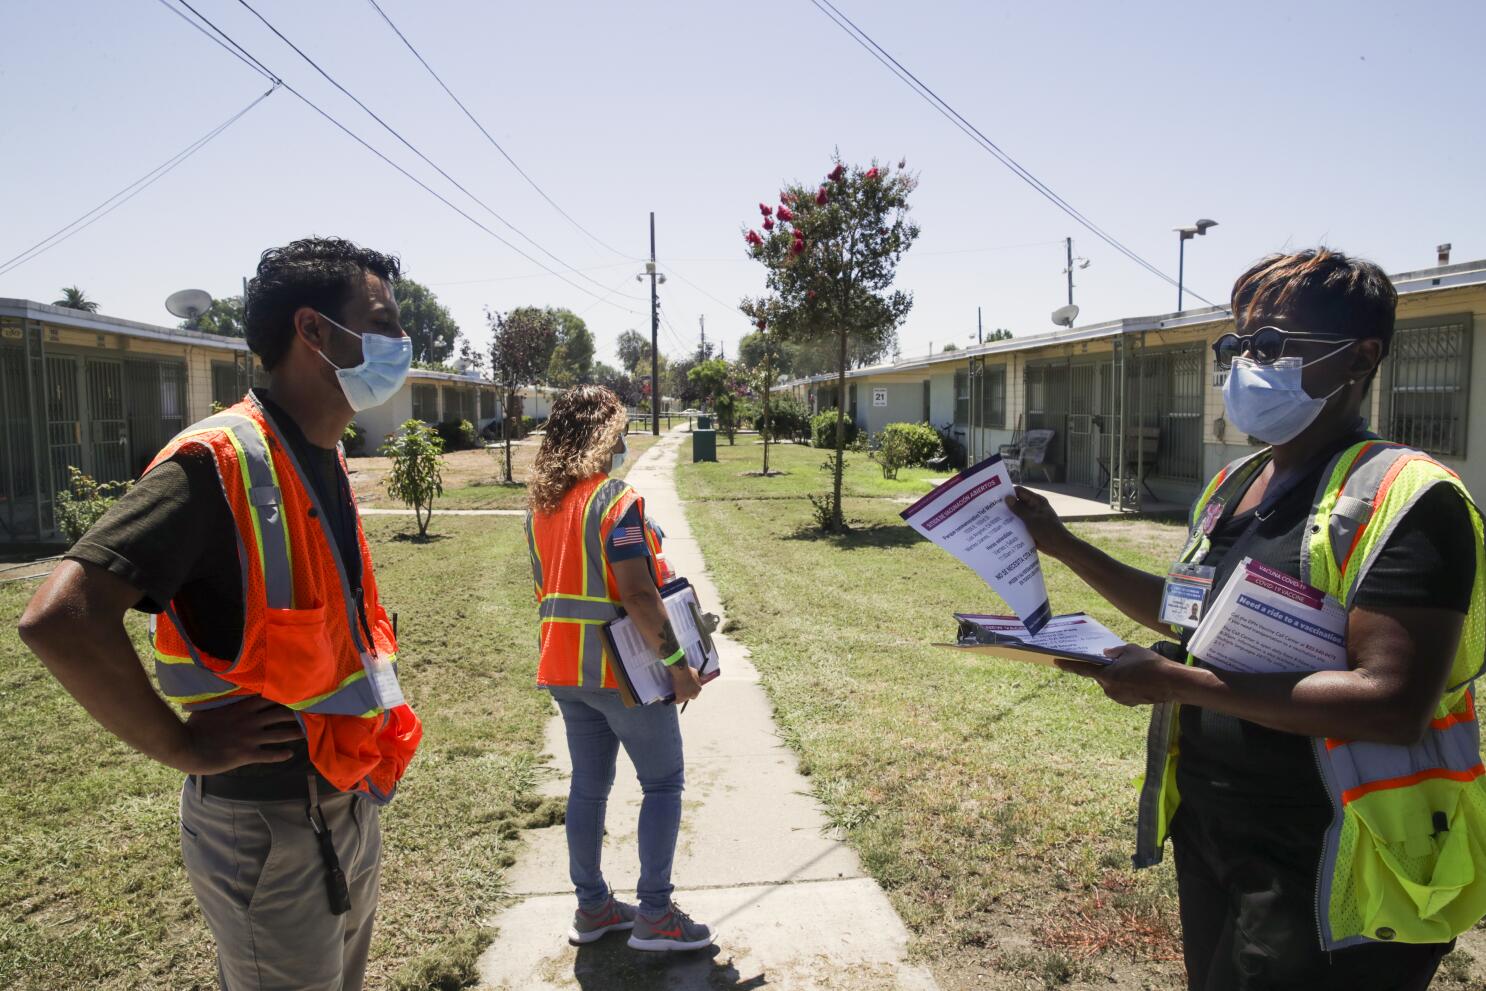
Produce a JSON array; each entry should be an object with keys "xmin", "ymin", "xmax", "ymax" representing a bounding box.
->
[{"xmin": 739, "ymin": 155, "xmax": 919, "ymax": 533}]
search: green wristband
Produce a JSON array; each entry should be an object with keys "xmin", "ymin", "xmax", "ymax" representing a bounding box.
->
[{"xmin": 661, "ymin": 647, "xmax": 686, "ymax": 667}]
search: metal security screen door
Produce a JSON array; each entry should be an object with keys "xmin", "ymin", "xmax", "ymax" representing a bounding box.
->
[
  {"xmin": 86, "ymin": 359, "xmax": 129, "ymax": 483},
  {"xmin": 45, "ymin": 355, "xmax": 83, "ymax": 496}
]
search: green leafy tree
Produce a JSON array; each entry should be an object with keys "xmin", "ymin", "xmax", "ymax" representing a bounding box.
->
[
  {"xmin": 547, "ymin": 308, "xmax": 595, "ymax": 385},
  {"xmin": 456, "ymin": 335, "xmax": 487, "ymax": 376},
  {"xmin": 616, "ymin": 329, "xmax": 652, "ymax": 378},
  {"xmin": 686, "ymin": 359, "xmax": 730, "ymax": 409},
  {"xmin": 594, "ymin": 361, "xmax": 640, "ymax": 406},
  {"xmin": 989, "ymin": 328, "xmax": 1014, "ymax": 342},
  {"xmin": 394, "ymin": 277, "xmax": 460, "ymax": 364},
  {"xmin": 942, "ymin": 342, "xmax": 959, "ymax": 352},
  {"xmin": 183, "ymin": 295, "xmax": 245, "ymax": 337},
  {"xmin": 380, "ymin": 420, "xmax": 445, "ymax": 538},
  {"xmin": 742, "ymin": 155, "xmax": 920, "ymax": 531},
  {"xmin": 53, "ymin": 286, "xmax": 99, "ymax": 312},
  {"xmin": 489, "ymin": 306, "xmax": 558, "ymax": 482}
]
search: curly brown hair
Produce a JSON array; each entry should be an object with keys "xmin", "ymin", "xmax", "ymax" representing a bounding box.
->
[{"xmin": 528, "ymin": 385, "xmax": 628, "ymax": 514}]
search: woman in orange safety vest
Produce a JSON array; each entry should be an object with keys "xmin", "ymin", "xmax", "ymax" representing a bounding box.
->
[{"xmin": 524, "ymin": 385, "xmax": 715, "ymax": 952}]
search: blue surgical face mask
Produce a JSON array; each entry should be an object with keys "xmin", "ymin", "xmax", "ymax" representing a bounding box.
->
[
  {"xmin": 1222, "ymin": 344, "xmax": 1354, "ymax": 446},
  {"xmin": 315, "ymin": 312, "xmax": 412, "ymax": 412},
  {"xmin": 611, "ymin": 437, "xmax": 628, "ymax": 474}
]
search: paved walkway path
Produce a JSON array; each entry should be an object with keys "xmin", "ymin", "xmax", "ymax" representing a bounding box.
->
[{"xmin": 478, "ymin": 430, "xmax": 937, "ymax": 990}]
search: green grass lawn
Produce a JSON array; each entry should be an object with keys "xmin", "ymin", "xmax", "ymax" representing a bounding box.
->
[
  {"xmin": 434, "ymin": 434, "xmax": 660, "ymax": 510},
  {"xmin": 676, "ymin": 456, "xmax": 1485, "ymax": 989},
  {"xmin": 0, "ymin": 516, "xmax": 549, "ymax": 991},
  {"xmin": 676, "ymin": 436, "xmax": 950, "ymax": 503}
]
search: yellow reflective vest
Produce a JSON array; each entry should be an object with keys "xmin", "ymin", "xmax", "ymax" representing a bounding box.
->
[{"xmin": 1135, "ymin": 439, "xmax": 1486, "ymax": 949}]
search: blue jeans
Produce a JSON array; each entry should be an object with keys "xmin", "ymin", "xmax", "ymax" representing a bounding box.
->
[{"xmin": 548, "ymin": 687, "xmax": 685, "ymax": 913}]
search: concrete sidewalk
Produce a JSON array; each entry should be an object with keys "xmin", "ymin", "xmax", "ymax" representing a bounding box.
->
[{"xmin": 478, "ymin": 430, "xmax": 937, "ymax": 991}]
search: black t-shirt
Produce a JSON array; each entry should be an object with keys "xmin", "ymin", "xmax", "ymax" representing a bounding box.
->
[
  {"xmin": 66, "ymin": 390, "xmax": 360, "ymax": 779},
  {"xmin": 1176, "ymin": 437, "xmax": 1478, "ymax": 815}
]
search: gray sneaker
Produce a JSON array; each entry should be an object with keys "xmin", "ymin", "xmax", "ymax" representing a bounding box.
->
[
  {"xmin": 568, "ymin": 893, "xmax": 636, "ymax": 944},
  {"xmin": 627, "ymin": 902, "xmax": 715, "ymax": 952}
]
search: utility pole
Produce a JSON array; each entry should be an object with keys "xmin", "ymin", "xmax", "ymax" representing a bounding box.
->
[
  {"xmin": 698, "ymin": 314, "xmax": 707, "ymax": 358},
  {"xmin": 977, "ymin": 306, "xmax": 983, "ymax": 345},
  {"xmin": 650, "ymin": 212, "xmax": 659, "ymax": 436},
  {"xmin": 1066, "ymin": 237, "xmax": 1074, "ymax": 306}
]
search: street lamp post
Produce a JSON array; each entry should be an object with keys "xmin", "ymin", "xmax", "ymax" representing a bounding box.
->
[{"xmin": 1173, "ymin": 219, "xmax": 1218, "ymax": 314}]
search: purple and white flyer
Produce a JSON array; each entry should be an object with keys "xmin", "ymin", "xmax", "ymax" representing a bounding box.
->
[{"xmin": 901, "ymin": 454, "xmax": 1051, "ymax": 635}]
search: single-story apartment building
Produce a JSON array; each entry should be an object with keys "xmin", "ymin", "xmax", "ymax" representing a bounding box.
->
[
  {"xmin": 781, "ymin": 256, "xmax": 1486, "ymax": 510},
  {"xmin": 0, "ymin": 298, "xmax": 521, "ymax": 542}
]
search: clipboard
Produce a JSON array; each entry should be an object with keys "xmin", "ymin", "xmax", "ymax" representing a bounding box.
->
[{"xmin": 601, "ymin": 578, "xmax": 722, "ymax": 705}]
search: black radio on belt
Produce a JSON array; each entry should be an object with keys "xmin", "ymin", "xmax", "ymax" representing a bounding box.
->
[{"xmin": 306, "ymin": 774, "xmax": 352, "ymax": 916}]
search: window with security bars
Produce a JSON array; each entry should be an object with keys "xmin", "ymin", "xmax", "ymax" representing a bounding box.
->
[
  {"xmin": 479, "ymin": 389, "xmax": 496, "ymax": 419},
  {"xmin": 979, "ymin": 365, "xmax": 1006, "ymax": 429},
  {"xmin": 954, "ymin": 369, "xmax": 969, "ymax": 425},
  {"xmin": 1383, "ymin": 316, "xmax": 1472, "ymax": 458},
  {"xmin": 411, "ymin": 384, "xmax": 438, "ymax": 423}
]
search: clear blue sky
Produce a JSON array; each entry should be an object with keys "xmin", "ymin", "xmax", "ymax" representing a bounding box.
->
[{"xmin": 3, "ymin": 0, "xmax": 1482, "ymax": 367}]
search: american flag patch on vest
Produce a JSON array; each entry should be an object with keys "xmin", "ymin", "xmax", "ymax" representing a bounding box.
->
[{"xmin": 611, "ymin": 525, "xmax": 645, "ymax": 547}]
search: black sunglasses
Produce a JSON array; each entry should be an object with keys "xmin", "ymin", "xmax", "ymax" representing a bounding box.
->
[{"xmin": 1212, "ymin": 326, "xmax": 1354, "ymax": 370}]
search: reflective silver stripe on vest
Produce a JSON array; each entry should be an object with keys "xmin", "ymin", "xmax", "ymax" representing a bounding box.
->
[
  {"xmin": 580, "ymin": 478, "xmax": 630, "ymax": 687},
  {"xmin": 525, "ymin": 512, "xmax": 544, "ymax": 590},
  {"xmin": 1325, "ymin": 444, "xmax": 1412, "ymax": 588},
  {"xmin": 154, "ymin": 658, "xmax": 238, "ymax": 700},
  {"xmin": 540, "ymin": 597, "xmax": 623, "ymax": 622},
  {"xmin": 1326, "ymin": 719, "xmax": 1484, "ymax": 798},
  {"xmin": 295, "ymin": 672, "xmax": 383, "ymax": 716},
  {"xmin": 226, "ymin": 417, "xmax": 294, "ymax": 611},
  {"xmin": 184, "ymin": 411, "xmax": 295, "ymax": 611}
]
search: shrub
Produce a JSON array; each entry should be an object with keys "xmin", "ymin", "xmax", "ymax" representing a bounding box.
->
[
  {"xmin": 54, "ymin": 466, "xmax": 132, "ymax": 546},
  {"xmin": 758, "ymin": 395, "xmax": 810, "ymax": 442},
  {"xmin": 871, "ymin": 422, "xmax": 943, "ymax": 479},
  {"xmin": 436, "ymin": 418, "xmax": 479, "ymax": 451},
  {"xmin": 342, "ymin": 421, "xmax": 366, "ymax": 456},
  {"xmin": 381, "ymin": 421, "xmax": 445, "ymax": 538},
  {"xmin": 811, "ymin": 408, "xmax": 859, "ymax": 449}
]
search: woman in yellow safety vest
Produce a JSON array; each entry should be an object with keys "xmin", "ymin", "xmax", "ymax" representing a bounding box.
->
[
  {"xmin": 1011, "ymin": 248, "xmax": 1486, "ymax": 990},
  {"xmin": 523, "ymin": 385, "xmax": 715, "ymax": 952}
]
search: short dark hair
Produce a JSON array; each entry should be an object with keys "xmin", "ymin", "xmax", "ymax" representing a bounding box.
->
[
  {"xmin": 244, "ymin": 237, "xmax": 401, "ymax": 370},
  {"xmin": 1231, "ymin": 248, "xmax": 1397, "ymax": 357}
]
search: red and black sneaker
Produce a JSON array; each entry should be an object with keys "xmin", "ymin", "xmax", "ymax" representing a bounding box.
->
[
  {"xmin": 627, "ymin": 902, "xmax": 715, "ymax": 952},
  {"xmin": 568, "ymin": 893, "xmax": 637, "ymax": 945}
]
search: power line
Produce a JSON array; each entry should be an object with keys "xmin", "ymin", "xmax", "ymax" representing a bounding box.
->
[
  {"xmin": 0, "ymin": 84, "xmax": 278, "ymax": 278},
  {"xmin": 156, "ymin": 0, "xmax": 638, "ymax": 312},
  {"xmin": 806, "ymin": 0, "xmax": 1221, "ymax": 309},
  {"xmin": 362, "ymin": 0, "xmax": 638, "ymax": 262},
  {"xmin": 429, "ymin": 260, "xmax": 637, "ymax": 287},
  {"xmin": 231, "ymin": 0, "xmax": 641, "ymax": 301}
]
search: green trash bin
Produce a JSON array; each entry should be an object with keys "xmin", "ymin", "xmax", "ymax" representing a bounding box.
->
[{"xmin": 692, "ymin": 429, "xmax": 717, "ymax": 463}]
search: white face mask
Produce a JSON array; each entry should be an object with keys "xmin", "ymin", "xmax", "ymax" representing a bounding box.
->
[
  {"xmin": 1222, "ymin": 344, "xmax": 1354, "ymax": 445},
  {"xmin": 611, "ymin": 438, "xmax": 628, "ymax": 474},
  {"xmin": 315, "ymin": 311, "xmax": 412, "ymax": 412}
]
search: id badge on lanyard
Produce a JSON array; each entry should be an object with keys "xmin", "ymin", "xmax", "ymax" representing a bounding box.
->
[
  {"xmin": 363, "ymin": 650, "xmax": 405, "ymax": 709},
  {"xmin": 1161, "ymin": 562, "xmax": 1216, "ymax": 630}
]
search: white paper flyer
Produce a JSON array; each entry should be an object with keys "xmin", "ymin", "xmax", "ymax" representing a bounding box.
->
[
  {"xmin": 901, "ymin": 454, "xmax": 1051, "ymax": 635},
  {"xmin": 1187, "ymin": 558, "xmax": 1348, "ymax": 674}
]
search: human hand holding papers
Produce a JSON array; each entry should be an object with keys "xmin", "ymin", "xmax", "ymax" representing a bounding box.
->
[
  {"xmin": 901, "ymin": 454, "xmax": 1051, "ymax": 634},
  {"xmin": 1186, "ymin": 558, "xmax": 1348, "ymax": 674}
]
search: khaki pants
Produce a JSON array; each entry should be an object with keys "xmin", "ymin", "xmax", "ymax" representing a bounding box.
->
[{"xmin": 179, "ymin": 780, "xmax": 381, "ymax": 991}]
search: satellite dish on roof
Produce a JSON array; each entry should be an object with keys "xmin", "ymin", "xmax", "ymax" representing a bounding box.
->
[
  {"xmin": 1051, "ymin": 303, "xmax": 1079, "ymax": 328},
  {"xmin": 166, "ymin": 289, "xmax": 214, "ymax": 327}
]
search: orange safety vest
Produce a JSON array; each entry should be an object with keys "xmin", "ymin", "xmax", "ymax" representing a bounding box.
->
[
  {"xmin": 525, "ymin": 474, "xmax": 662, "ymax": 688},
  {"xmin": 149, "ymin": 395, "xmax": 422, "ymax": 802}
]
